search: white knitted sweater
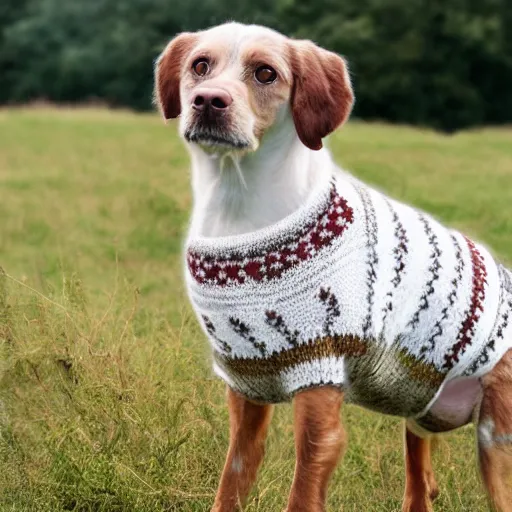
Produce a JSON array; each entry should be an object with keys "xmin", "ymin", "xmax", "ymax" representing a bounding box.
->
[{"xmin": 185, "ymin": 171, "xmax": 512, "ymax": 423}]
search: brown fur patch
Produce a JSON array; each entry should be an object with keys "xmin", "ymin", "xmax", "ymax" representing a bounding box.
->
[
  {"xmin": 287, "ymin": 387, "xmax": 345, "ymax": 511},
  {"xmin": 240, "ymin": 44, "xmax": 291, "ymax": 141},
  {"xmin": 478, "ymin": 348, "xmax": 512, "ymax": 511},
  {"xmin": 402, "ymin": 425, "xmax": 439, "ymax": 512},
  {"xmin": 154, "ymin": 33, "xmax": 198, "ymax": 120},
  {"xmin": 288, "ymin": 41, "xmax": 354, "ymax": 150},
  {"xmin": 212, "ymin": 388, "xmax": 273, "ymax": 511}
]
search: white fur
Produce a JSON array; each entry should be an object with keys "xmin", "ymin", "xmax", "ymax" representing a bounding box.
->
[
  {"xmin": 479, "ymin": 417, "xmax": 512, "ymax": 448},
  {"xmin": 231, "ymin": 455, "xmax": 243, "ymax": 473},
  {"xmin": 170, "ymin": 22, "xmax": 334, "ymax": 238},
  {"xmin": 479, "ymin": 418, "xmax": 496, "ymax": 447},
  {"xmin": 187, "ymin": 106, "xmax": 334, "ymax": 238}
]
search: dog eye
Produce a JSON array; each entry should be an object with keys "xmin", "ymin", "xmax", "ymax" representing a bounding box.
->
[
  {"xmin": 255, "ymin": 65, "xmax": 277, "ymax": 84},
  {"xmin": 192, "ymin": 58, "xmax": 210, "ymax": 77}
]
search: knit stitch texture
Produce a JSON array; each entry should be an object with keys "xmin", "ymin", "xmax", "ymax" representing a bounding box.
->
[{"xmin": 185, "ymin": 172, "xmax": 512, "ymax": 421}]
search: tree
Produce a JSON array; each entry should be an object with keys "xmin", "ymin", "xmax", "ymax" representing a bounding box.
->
[{"xmin": 0, "ymin": 0, "xmax": 510, "ymax": 131}]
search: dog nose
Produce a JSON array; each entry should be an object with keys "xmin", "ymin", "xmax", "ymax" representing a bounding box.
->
[{"xmin": 192, "ymin": 88, "xmax": 233, "ymax": 111}]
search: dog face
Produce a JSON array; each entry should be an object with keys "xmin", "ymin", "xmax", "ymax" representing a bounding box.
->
[{"xmin": 154, "ymin": 23, "xmax": 354, "ymax": 152}]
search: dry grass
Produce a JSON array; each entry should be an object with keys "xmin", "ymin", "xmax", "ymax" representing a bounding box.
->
[{"xmin": 0, "ymin": 107, "xmax": 511, "ymax": 511}]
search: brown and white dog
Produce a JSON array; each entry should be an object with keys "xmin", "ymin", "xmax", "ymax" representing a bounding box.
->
[{"xmin": 154, "ymin": 22, "xmax": 512, "ymax": 512}]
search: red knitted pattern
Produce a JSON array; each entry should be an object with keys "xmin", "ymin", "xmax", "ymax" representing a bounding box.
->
[
  {"xmin": 443, "ymin": 237, "xmax": 488, "ymax": 369},
  {"xmin": 187, "ymin": 185, "xmax": 354, "ymax": 286}
]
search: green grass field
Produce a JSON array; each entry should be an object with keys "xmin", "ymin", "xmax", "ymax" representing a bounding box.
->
[{"xmin": 1, "ymin": 107, "xmax": 511, "ymax": 511}]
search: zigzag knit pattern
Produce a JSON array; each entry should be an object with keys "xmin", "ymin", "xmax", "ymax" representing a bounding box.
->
[{"xmin": 185, "ymin": 172, "xmax": 512, "ymax": 420}]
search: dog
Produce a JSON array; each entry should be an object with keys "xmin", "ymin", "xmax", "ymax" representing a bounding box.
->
[{"xmin": 154, "ymin": 22, "xmax": 512, "ymax": 512}]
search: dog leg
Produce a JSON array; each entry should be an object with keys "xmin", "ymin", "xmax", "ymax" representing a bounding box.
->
[
  {"xmin": 477, "ymin": 349, "xmax": 512, "ymax": 512},
  {"xmin": 211, "ymin": 387, "xmax": 273, "ymax": 512},
  {"xmin": 286, "ymin": 386, "xmax": 345, "ymax": 512},
  {"xmin": 402, "ymin": 424, "xmax": 439, "ymax": 512}
]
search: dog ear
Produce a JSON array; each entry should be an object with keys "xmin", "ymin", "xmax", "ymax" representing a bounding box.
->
[
  {"xmin": 289, "ymin": 41, "xmax": 354, "ymax": 150},
  {"xmin": 154, "ymin": 32, "xmax": 197, "ymax": 120}
]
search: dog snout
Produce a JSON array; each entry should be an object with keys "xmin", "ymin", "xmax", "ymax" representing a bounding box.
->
[{"xmin": 192, "ymin": 88, "xmax": 233, "ymax": 112}]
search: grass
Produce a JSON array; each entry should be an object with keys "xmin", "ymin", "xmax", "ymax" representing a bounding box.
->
[{"xmin": 0, "ymin": 107, "xmax": 511, "ymax": 512}]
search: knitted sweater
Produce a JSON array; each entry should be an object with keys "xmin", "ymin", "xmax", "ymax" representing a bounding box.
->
[{"xmin": 185, "ymin": 171, "xmax": 512, "ymax": 422}]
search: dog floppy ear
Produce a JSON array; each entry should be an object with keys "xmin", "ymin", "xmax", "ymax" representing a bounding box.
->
[
  {"xmin": 289, "ymin": 41, "xmax": 354, "ymax": 150},
  {"xmin": 154, "ymin": 32, "xmax": 197, "ymax": 120}
]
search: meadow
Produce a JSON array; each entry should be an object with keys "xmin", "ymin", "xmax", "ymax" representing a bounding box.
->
[{"xmin": 0, "ymin": 107, "xmax": 511, "ymax": 511}]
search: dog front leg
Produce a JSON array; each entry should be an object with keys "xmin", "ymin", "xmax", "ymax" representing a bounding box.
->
[
  {"xmin": 402, "ymin": 423, "xmax": 439, "ymax": 512},
  {"xmin": 286, "ymin": 386, "xmax": 345, "ymax": 512},
  {"xmin": 211, "ymin": 386, "xmax": 273, "ymax": 512}
]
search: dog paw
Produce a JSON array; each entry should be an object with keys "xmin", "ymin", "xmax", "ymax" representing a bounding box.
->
[
  {"xmin": 210, "ymin": 503, "xmax": 235, "ymax": 512},
  {"xmin": 426, "ymin": 472, "xmax": 439, "ymax": 502},
  {"xmin": 402, "ymin": 496, "xmax": 434, "ymax": 512},
  {"xmin": 428, "ymin": 484, "xmax": 440, "ymax": 502}
]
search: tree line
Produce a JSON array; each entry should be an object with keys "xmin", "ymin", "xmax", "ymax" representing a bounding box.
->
[{"xmin": 1, "ymin": 0, "xmax": 511, "ymax": 131}]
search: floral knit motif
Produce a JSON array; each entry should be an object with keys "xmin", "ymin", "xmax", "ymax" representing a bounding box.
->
[
  {"xmin": 186, "ymin": 173, "xmax": 512, "ymax": 422},
  {"xmin": 187, "ymin": 183, "xmax": 354, "ymax": 286}
]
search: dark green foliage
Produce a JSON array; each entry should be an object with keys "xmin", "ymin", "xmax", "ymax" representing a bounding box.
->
[
  {"xmin": 1, "ymin": 0, "xmax": 511, "ymax": 130},
  {"xmin": 283, "ymin": 0, "xmax": 512, "ymax": 131}
]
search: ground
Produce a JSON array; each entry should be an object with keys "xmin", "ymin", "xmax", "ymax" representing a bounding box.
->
[{"xmin": 0, "ymin": 107, "xmax": 511, "ymax": 511}]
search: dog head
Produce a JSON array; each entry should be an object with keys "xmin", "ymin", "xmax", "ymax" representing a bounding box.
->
[{"xmin": 154, "ymin": 23, "xmax": 354, "ymax": 152}]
